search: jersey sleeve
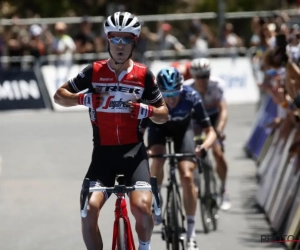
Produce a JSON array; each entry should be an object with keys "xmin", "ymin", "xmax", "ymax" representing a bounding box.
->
[
  {"xmin": 190, "ymin": 90, "xmax": 212, "ymax": 128},
  {"xmin": 68, "ymin": 64, "xmax": 93, "ymax": 92},
  {"xmin": 142, "ymin": 68, "xmax": 163, "ymax": 104},
  {"xmin": 216, "ymin": 78, "xmax": 226, "ymax": 102}
]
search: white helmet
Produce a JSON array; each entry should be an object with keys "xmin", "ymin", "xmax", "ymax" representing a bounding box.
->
[
  {"xmin": 104, "ymin": 12, "xmax": 141, "ymax": 37},
  {"xmin": 190, "ymin": 58, "xmax": 211, "ymax": 77}
]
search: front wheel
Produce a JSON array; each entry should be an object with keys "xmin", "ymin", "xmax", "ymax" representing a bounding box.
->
[
  {"xmin": 169, "ymin": 184, "xmax": 180, "ymax": 250},
  {"xmin": 117, "ymin": 218, "xmax": 126, "ymax": 250}
]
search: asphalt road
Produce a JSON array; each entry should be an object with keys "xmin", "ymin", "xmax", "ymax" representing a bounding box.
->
[{"xmin": 0, "ymin": 104, "xmax": 284, "ymax": 250}]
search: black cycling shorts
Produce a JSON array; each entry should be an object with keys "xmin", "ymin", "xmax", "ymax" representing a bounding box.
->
[
  {"xmin": 84, "ymin": 142, "xmax": 150, "ymax": 199},
  {"xmin": 147, "ymin": 121, "xmax": 195, "ymax": 162}
]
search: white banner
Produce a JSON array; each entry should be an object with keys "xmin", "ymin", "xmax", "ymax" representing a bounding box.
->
[
  {"xmin": 149, "ymin": 57, "xmax": 260, "ymax": 105},
  {"xmin": 41, "ymin": 64, "xmax": 89, "ymax": 112}
]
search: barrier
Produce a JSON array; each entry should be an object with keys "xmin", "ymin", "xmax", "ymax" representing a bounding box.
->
[
  {"xmin": 149, "ymin": 56, "xmax": 260, "ymax": 105},
  {"xmin": 246, "ymin": 88, "xmax": 300, "ymax": 249},
  {"xmin": 0, "ymin": 69, "xmax": 50, "ymax": 110},
  {"xmin": 40, "ymin": 64, "xmax": 89, "ymax": 112}
]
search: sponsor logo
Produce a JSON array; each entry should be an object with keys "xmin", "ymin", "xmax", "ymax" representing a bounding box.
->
[
  {"xmin": 95, "ymin": 85, "xmax": 142, "ymax": 95},
  {"xmin": 89, "ymin": 109, "xmax": 97, "ymax": 126},
  {"xmin": 185, "ymin": 92, "xmax": 199, "ymax": 104},
  {"xmin": 79, "ymin": 71, "xmax": 85, "ymax": 78},
  {"xmin": 99, "ymin": 77, "xmax": 113, "ymax": 81},
  {"xmin": 123, "ymin": 80, "xmax": 141, "ymax": 85},
  {"xmin": 85, "ymin": 96, "xmax": 91, "ymax": 105},
  {"xmin": 152, "ymin": 89, "xmax": 160, "ymax": 95},
  {"xmin": 0, "ymin": 80, "xmax": 41, "ymax": 101},
  {"xmin": 135, "ymin": 181, "xmax": 151, "ymax": 186},
  {"xmin": 102, "ymin": 96, "xmax": 129, "ymax": 110}
]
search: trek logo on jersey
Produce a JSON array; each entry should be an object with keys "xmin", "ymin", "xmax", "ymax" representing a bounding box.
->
[
  {"xmin": 94, "ymin": 85, "xmax": 142, "ymax": 95},
  {"xmin": 102, "ymin": 96, "xmax": 129, "ymax": 110}
]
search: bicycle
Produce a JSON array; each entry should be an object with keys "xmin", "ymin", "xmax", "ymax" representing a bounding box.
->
[
  {"xmin": 150, "ymin": 137, "xmax": 196, "ymax": 250},
  {"xmin": 80, "ymin": 174, "xmax": 161, "ymax": 250},
  {"xmin": 194, "ymin": 134, "xmax": 219, "ymax": 234}
]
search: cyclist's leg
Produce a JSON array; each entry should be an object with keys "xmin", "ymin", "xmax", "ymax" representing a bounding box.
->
[
  {"xmin": 147, "ymin": 124, "xmax": 166, "ymax": 186},
  {"xmin": 212, "ymin": 142, "xmax": 227, "ymax": 191},
  {"xmin": 175, "ymin": 124, "xmax": 199, "ymax": 249},
  {"xmin": 81, "ymin": 146, "xmax": 116, "ymax": 250},
  {"xmin": 212, "ymin": 142, "xmax": 231, "ymax": 210},
  {"xmin": 210, "ymin": 112, "xmax": 231, "ymax": 210},
  {"xmin": 147, "ymin": 124, "xmax": 166, "ymax": 225},
  {"xmin": 122, "ymin": 143, "xmax": 154, "ymax": 250}
]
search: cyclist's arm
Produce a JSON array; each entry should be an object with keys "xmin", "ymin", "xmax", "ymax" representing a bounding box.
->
[
  {"xmin": 142, "ymin": 69, "xmax": 169, "ymax": 124},
  {"xmin": 216, "ymin": 99, "xmax": 228, "ymax": 133},
  {"xmin": 192, "ymin": 93, "xmax": 217, "ymax": 150},
  {"xmin": 54, "ymin": 64, "xmax": 93, "ymax": 107}
]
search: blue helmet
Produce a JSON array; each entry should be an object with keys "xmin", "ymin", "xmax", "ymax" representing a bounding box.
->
[{"xmin": 156, "ymin": 67, "xmax": 183, "ymax": 92}]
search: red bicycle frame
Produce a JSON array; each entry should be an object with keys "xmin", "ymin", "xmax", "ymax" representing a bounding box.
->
[{"xmin": 111, "ymin": 194, "xmax": 136, "ymax": 250}]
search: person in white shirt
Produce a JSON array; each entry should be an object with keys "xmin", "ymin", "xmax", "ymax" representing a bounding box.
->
[{"xmin": 52, "ymin": 22, "xmax": 76, "ymax": 87}]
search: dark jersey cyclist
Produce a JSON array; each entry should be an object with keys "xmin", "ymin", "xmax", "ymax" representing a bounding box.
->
[
  {"xmin": 54, "ymin": 12, "xmax": 168, "ymax": 250},
  {"xmin": 142, "ymin": 67, "xmax": 216, "ymax": 250}
]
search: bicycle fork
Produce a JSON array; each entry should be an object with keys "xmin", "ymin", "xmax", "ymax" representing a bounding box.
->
[{"xmin": 112, "ymin": 196, "xmax": 135, "ymax": 250}]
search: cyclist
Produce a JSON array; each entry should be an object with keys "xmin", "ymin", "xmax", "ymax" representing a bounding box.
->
[
  {"xmin": 171, "ymin": 60, "xmax": 193, "ymax": 80},
  {"xmin": 184, "ymin": 58, "xmax": 231, "ymax": 211},
  {"xmin": 53, "ymin": 12, "xmax": 169, "ymax": 250},
  {"xmin": 143, "ymin": 67, "xmax": 217, "ymax": 250}
]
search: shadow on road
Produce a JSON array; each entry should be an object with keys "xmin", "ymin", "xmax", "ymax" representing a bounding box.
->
[{"xmin": 237, "ymin": 172, "xmax": 286, "ymax": 249}]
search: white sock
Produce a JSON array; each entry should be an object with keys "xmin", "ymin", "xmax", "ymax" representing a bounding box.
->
[
  {"xmin": 138, "ymin": 239, "xmax": 151, "ymax": 250},
  {"xmin": 186, "ymin": 215, "xmax": 196, "ymax": 239}
]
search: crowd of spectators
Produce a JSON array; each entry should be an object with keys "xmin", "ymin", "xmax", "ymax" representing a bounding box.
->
[{"xmin": 0, "ymin": 10, "xmax": 299, "ymax": 69}]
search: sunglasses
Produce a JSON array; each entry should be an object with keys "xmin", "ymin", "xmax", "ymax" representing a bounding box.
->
[
  {"xmin": 108, "ymin": 36, "xmax": 135, "ymax": 45},
  {"xmin": 162, "ymin": 91, "xmax": 181, "ymax": 98},
  {"xmin": 195, "ymin": 75, "xmax": 209, "ymax": 79}
]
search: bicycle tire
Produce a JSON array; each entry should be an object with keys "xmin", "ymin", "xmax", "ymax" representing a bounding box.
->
[
  {"xmin": 198, "ymin": 179, "xmax": 210, "ymax": 234},
  {"xmin": 117, "ymin": 218, "xmax": 126, "ymax": 250},
  {"xmin": 169, "ymin": 183, "xmax": 180, "ymax": 250},
  {"xmin": 197, "ymin": 157, "xmax": 212, "ymax": 234},
  {"xmin": 209, "ymin": 166, "xmax": 219, "ymax": 231}
]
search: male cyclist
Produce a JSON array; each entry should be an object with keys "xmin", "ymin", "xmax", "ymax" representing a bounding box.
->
[
  {"xmin": 184, "ymin": 58, "xmax": 231, "ymax": 210},
  {"xmin": 54, "ymin": 12, "xmax": 169, "ymax": 250},
  {"xmin": 143, "ymin": 67, "xmax": 216, "ymax": 250}
]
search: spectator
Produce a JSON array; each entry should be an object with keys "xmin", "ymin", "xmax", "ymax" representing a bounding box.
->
[
  {"xmin": 52, "ymin": 21, "xmax": 76, "ymax": 87},
  {"xmin": 134, "ymin": 24, "xmax": 158, "ymax": 63},
  {"xmin": 157, "ymin": 22, "xmax": 185, "ymax": 52},
  {"xmin": 27, "ymin": 24, "xmax": 46, "ymax": 64},
  {"xmin": 0, "ymin": 26, "xmax": 4, "ymax": 69},
  {"xmin": 6, "ymin": 16, "xmax": 30, "ymax": 69},
  {"xmin": 73, "ymin": 16, "xmax": 98, "ymax": 64},
  {"xmin": 189, "ymin": 24, "xmax": 209, "ymax": 58},
  {"xmin": 220, "ymin": 22, "xmax": 243, "ymax": 48}
]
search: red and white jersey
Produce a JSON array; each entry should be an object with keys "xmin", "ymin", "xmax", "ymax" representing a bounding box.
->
[{"xmin": 68, "ymin": 59, "xmax": 163, "ymax": 146}]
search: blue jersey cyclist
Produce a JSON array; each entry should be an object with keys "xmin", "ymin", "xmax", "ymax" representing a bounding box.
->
[{"xmin": 142, "ymin": 67, "xmax": 216, "ymax": 250}]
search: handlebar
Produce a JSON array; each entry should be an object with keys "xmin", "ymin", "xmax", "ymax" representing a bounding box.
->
[
  {"xmin": 150, "ymin": 153, "xmax": 196, "ymax": 158},
  {"xmin": 80, "ymin": 176, "xmax": 161, "ymax": 218}
]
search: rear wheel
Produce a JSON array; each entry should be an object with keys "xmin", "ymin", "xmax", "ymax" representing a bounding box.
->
[
  {"xmin": 197, "ymin": 157, "xmax": 212, "ymax": 234},
  {"xmin": 117, "ymin": 218, "xmax": 126, "ymax": 250}
]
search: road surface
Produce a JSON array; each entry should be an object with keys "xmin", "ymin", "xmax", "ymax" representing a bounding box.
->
[{"xmin": 0, "ymin": 104, "xmax": 284, "ymax": 250}]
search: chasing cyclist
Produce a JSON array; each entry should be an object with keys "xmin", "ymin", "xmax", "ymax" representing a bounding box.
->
[
  {"xmin": 143, "ymin": 67, "xmax": 216, "ymax": 250},
  {"xmin": 184, "ymin": 58, "xmax": 231, "ymax": 211},
  {"xmin": 53, "ymin": 12, "xmax": 169, "ymax": 250}
]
